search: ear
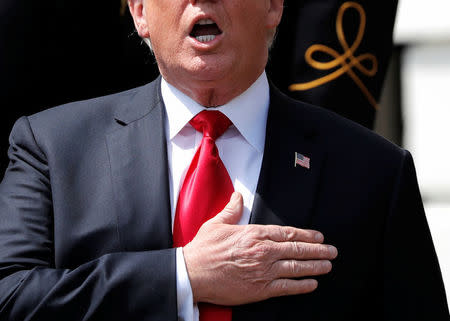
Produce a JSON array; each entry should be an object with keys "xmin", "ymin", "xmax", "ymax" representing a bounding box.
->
[
  {"xmin": 266, "ymin": 0, "xmax": 284, "ymax": 29},
  {"xmin": 128, "ymin": 0, "xmax": 150, "ymax": 38}
]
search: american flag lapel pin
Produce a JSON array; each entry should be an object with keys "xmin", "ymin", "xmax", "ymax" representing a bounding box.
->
[{"xmin": 294, "ymin": 152, "xmax": 310, "ymax": 169}]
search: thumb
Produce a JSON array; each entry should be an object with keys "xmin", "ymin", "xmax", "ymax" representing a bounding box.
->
[{"xmin": 210, "ymin": 192, "xmax": 243, "ymax": 225}]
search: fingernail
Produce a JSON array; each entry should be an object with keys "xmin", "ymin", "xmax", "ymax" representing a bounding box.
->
[
  {"xmin": 324, "ymin": 260, "xmax": 332, "ymax": 272},
  {"xmin": 328, "ymin": 246, "xmax": 337, "ymax": 257},
  {"xmin": 230, "ymin": 192, "xmax": 239, "ymax": 203},
  {"xmin": 310, "ymin": 279, "xmax": 318, "ymax": 288},
  {"xmin": 315, "ymin": 233, "xmax": 323, "ymax": 242}
]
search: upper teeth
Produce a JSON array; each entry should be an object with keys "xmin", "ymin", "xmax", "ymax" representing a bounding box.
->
[{"xmin": 197, "ymin": 19, "xmax": 215, "ymax": 25}]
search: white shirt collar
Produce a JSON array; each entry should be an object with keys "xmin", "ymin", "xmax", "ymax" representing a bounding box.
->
[{"xmin": 161, "ymin": 72, "xmax": 270, "ymax": 153}]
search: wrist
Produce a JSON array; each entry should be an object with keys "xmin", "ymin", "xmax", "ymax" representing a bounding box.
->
[{"xmin": 183, "ymin": 244, "xmax": 209, "ymax": 303}]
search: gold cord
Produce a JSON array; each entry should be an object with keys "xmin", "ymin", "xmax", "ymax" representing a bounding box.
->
[{"xmin": 289, "ymin": 2, "xmax": 379, "ymax": 110}]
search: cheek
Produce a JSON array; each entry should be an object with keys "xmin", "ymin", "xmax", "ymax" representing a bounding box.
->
[
  {"xmin": 145, "ymin": 4, "xmax": 181, "ymax": 36},
  {"xmin": 234, "ymin": 8, "xmax": 268, "ymax": 43},
  {"xmin": 147, "ymin": 17, "xmax": 179, "ymax": 52}
]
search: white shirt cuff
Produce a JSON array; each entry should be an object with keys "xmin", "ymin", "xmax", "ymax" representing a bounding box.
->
[{"xmin": 176, "ymin": 247, "xmax": 198, "ymax": 321}]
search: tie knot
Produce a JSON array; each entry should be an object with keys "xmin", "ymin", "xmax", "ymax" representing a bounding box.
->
[{"xmin": 189, "ymin": 110, "xmax": 232, "ymax": 140}]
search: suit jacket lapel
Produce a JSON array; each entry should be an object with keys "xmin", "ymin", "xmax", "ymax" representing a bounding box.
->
[
  {"xmin": 234, "ymin": 85, "xmax": 327, "ymax": 321},
  {"xmin": 106, "ymin": 77, "xmax": 173, "ymax": 251},
  {"xmin": 250, "ymin": 85, "xmax": 327, "ymax": 229}
]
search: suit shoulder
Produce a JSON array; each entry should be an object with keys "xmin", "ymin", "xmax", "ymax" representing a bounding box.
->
[
  {"xmin": 24, "ymin": 79, "xmax": 160, "ymax": 136},
  {"xmin": 11, "ymin": 79, "xmax": 162, "ymax": 156},
  {"xmin": 273, "ymin": 88, "xmax": 407, "ymax": 161},
  {"xmin": 28, "ymin": 84, "xmax": 148, "ymax": 126}
]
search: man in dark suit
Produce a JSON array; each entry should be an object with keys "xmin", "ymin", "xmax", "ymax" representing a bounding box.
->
[{"xmin": 0, "ymin": 0, "xmax": 448, "ymax": 320}]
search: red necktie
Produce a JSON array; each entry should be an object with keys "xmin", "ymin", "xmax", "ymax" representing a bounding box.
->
[{"xmin": 173, "ymin": 110, "xmax": 234, "ymax": 321}]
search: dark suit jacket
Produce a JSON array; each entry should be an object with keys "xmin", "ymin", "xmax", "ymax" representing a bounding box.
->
[{"xmin": 0, "ymin": 77, "xmax": 448, "ymax": 320}]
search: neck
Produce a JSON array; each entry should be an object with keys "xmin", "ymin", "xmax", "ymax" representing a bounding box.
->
[
  {"xmin": 182, "ymin": 87, "xmax": 241, "ymax": 108},
  {"xmin": 161, "ymin": 67, "xmax": 266, "ymax": 107}
]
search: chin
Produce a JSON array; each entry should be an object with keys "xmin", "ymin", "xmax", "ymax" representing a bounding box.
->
[{"xmin": 186, "ymin": 58, "xmax": 233, "ymax": 81}]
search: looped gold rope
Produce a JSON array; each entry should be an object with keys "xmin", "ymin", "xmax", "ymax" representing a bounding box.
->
[{"xmin": 289, "ymin": 1, "xmax": 379, "ymax": 110}]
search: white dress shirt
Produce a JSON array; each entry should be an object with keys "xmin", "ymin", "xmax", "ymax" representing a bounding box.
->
[{"xmin": 161, "ymin": 72, "xmax": 270, "ymax": 321}]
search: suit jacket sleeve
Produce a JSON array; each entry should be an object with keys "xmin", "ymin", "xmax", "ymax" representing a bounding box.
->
[
  {"xmin": 383, "ymin": 150, "xmax": 449, "ymax": 320},
  {"xmin": 0, "ymin": 117, "xmax": 178, "ymax": 321}
]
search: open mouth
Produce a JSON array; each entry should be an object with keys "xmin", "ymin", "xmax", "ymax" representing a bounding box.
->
[{"xmin": 189, "ymin": 18, "xmax": 223, "ymax": 43}]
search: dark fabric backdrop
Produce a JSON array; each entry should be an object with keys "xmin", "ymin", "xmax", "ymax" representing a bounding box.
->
[{"xmin": 267, "ymin": 0, "xmax": 398, "ymax": 129}]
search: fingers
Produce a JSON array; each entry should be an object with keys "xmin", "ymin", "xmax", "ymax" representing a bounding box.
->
[
  {"xmin": 266, "ymin": 279, "xmax": 318, "ymax": 297},
  {"xmin": 210, "ymin": 196, "xmax": 326, "ymax": 249},
  {"xmin": 209, "ymin": 192, "xmax": 244, "ymax": 225},
  {"xmin": 272, "ymin": 241, "xmax": 338, "ymax": 260},
  {"xmin": 259, "ymin": 225, "xmax": 325, "ymax": 244},
  {"xmin": 270, "ymin": 260, "xmax": 332, "ymax": 278}
]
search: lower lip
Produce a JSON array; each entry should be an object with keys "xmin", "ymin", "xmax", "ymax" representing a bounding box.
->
[{"xmin": 188, "ymin": 33, "xmax": 224, "ymax": 50}]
